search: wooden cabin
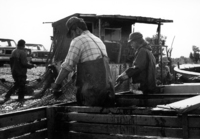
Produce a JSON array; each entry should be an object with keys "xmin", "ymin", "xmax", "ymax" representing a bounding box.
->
[
  {"xmin": 51, "ymin": 13, "xmax": 173, "ymax": 64},
  {"xmin": 51, "ymin": 13, "xmax": 173, "ymax": 91}
]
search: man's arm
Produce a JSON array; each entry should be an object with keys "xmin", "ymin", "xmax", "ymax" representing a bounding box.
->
[
  {"xmin": 51, "ymin": 68, "xmax": 71, "ymax": 97},
  {"xmin": 54, "ymin": 68, "xmax": 71, "ymax": 85}
]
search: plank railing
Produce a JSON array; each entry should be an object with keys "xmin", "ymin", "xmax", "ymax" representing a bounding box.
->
[
  {"xmin": 1, "ymin": 99, "xmax": 200, "ymax": 139},
  {"xmin": 54, "ymin": 106, "xmax": 200, "ymax": 139},
  {"xmin": 0, "ymin": 106, "xmax": 55, "ymax": 139}
]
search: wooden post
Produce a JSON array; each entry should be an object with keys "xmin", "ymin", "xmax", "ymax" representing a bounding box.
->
[
  {"xmin": 98, "ymin": 18, "xmax": 101, "ymax": 39},
  {"xmin": 117, "ymin": 42, "xmax": 122, "ymax": 63},
  {"xmin": 46, "ymin": 107, "xmax": 55, "ymax": 139},
  {"xmin": 182, "ymin": 114, "xmax": 189, "ymax": 139},
  {"xmin": 157, "ymin": 20, "xmax": 163, "ymax": 84}
]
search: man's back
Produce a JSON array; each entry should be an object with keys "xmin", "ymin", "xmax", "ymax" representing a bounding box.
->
[{"xmin": 10, "ymin": 48, "xmax": 33, "ymax": 76}]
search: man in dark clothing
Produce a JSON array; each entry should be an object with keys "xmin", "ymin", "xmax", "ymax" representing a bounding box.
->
[
  {"xmin": 0, "ymin": 39, "xmax": 35, "ymax": 103},
  {"xmin": 116, "ymin": 32, "xmax": 156, "ymax": 94}
]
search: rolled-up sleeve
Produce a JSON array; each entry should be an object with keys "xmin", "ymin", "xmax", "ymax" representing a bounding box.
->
[{"xmin": 61, "ymin": 40, "xmax": 81, "ymax": 71}]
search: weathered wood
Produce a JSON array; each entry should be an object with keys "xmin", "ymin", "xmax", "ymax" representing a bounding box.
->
[
  {"xmin": 182, "ymin": 114, "xmax": 188, "ymax": 139},
  {"xmin": 64, "ymin": 106, "xmax": 154, "ymax": 115},
  {"xmin": 46, "ymin": 107, "xmax": 55, "ymax": 139},
  {"xmin": 115, "ymin": 93, "xmax": 198, "ymax": 98},
  {"xmin": 66, "ymin": 112, "xmax": 181, "ymax": 127},
  {"xmin": 0, "ymin": 120, "xmax": 47, "ymax": 139},
  {"xmin": 0, "ymin": 107, "xmax": 46, "ymax": 128},
  {"xmin": 157, "ymin": 95, "xmax": 200, "ymax": 113},
  {"xmin": 68, "ymin": 131, "xmax": 182, "ymax": 139},
  {"xmin": 15, "ymin": 130, "xmax": 47, "ymax": 139},
  {"xmin": 164, "ymin": 83, "xmax": 200, "ymax": 94},
  {"xmin": 116, "ymin": 97, "xmax": 184, "ymax": 107},
  {"xmin": 67, "ymin": 122, "xmax": 183, "ymax": 138}
]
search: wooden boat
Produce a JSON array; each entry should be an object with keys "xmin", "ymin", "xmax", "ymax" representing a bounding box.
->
[
  {"xmin": 1, "ymin": 90, "xmax": 200, "ymax": 139},
  {"xmin": 2, "ymin": 14, "xmax": 200, "ymax": 139},
  {"xmin": 174, "ymin": 64, "xmax": 200, "ymax": 77}
]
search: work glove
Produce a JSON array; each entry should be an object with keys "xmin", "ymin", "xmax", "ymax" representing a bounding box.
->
[
  {"xmin": 51, "ymin": 83, "xmax": 62, "ymax": 98},
  {"xmin": 116, "ymin": 72, "xmax": 129, "ymax": 84}
]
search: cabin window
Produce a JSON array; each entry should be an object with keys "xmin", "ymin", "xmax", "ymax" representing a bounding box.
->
[{"xmin": 104, "ymin": 28, "xmax": 121, "ymax": 41}]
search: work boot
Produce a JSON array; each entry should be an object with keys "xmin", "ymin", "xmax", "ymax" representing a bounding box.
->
[{"xmin": 18, "ymin": 85, "xmax": 26, "ymax": 101}]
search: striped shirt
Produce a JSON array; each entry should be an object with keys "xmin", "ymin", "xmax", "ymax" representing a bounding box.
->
[{"xmin": 61, "ymin": 31, "xmax": 108, "ymax": 71}]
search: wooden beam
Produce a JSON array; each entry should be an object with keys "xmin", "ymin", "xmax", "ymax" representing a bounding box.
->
[
  {"xmin": 46, "ymin": 107, "xmax": 55, "ymax": 139},
  {"xmin": 0, "ymin": 121, "xmax": 47, "ymax": 139},
  {"xmin": 64, "ymin": 106, "xmax": 153, "ymax": 115},
  {"xmin": 157, "ymin": 95, "xmax": 200, "ymax": 113},
  {"xmin": 67, "ymin": 122, "xmax": 183, "ymax": 138},
  {"xmin": 68, "ymin": 131, "xmax": 182, "ymax": 139},
  {"xmin": 182, "ymin": 114, "xmax": 189, "ymax": 139},
  {"xmin": 0, "ymin": 108, "xmax": 46, "ymax": 128},
  {"xmin": 116, "ymin": 97, "xmax": 184, "ymax": 107},
  {"xmin": 66, "ymin": 112, "xmax": 180, "ymax": 127}
]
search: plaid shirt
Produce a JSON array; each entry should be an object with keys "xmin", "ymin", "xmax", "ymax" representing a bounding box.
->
[{"xmin": 61, "ymin": 31, "xmax": 108, "ymax": 71}]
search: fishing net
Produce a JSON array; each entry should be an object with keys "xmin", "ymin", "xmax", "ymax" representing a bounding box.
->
[{"xmin": 0, "ymin": 65, "xmax": 77, "ymax": 114}]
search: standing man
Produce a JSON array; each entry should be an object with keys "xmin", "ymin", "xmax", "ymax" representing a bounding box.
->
[
  {"xmin": 51, "ymin": 16, "xmax": 115, "ymax": 107},
  {"xmin": 116, "ymin": 32, "xmax": 156, "ymax": 94},
  {"xmin": 156, "ymin": 56, "xmax": 173, "ymax": 85},
  {"xmin": 0, "ymin": 39, "xmax": 35, "ymax": 103}
]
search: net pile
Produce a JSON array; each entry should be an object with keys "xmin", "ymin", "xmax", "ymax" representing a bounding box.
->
[{"xmin": 0, "ymin": 66, "xmax": 77, "ymax": 114}]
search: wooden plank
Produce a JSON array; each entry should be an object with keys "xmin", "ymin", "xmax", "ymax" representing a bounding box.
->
[
  {"xmin": 182, "ymin": 114, "xmax": 188, "ymax": 139},
  {"xmin": 188, "ymin": 115, "xmax": 200, "ymax": 127},
  {"xmin": 46, "ymin": 107, "xmax": 55, "ymax": 139},
  {"xmin": 68, "ymin": 131, "xmax": 182, "ymax": 139},
  {"xmin": 65, "ymin": 106, "xmax": 153, "ymax": 115},
  {"xmin": 115, "ymin": 93, "xmax": 197, "ymax": 99},
  {"xmin": 67, "ymin": 122, "xmax": 183, "ymax": 138},
  {"xmin": 116, "ymin": 98, "xmax": 184, "ymax": 107},
  {"xmin": 0, "ymin": 107, "xmax": 46, "ymax": 128},
  {"xmin": 15, "ymin": 130, "xmax": 47, "ymax": 139},
  {"xmin": 0, "ymin": 120, "xmax": 47, "ymax": 139},
  {"xmin": 66, "ymin": 112, "xmax": 181, "ymax": 127},
  {"xmin": 164, "ymin": 83, "xmax": 200, "ymax": 94},
  {"xmin": 157, "ymin": 95, "xmax": 200, "ymax": 113}
]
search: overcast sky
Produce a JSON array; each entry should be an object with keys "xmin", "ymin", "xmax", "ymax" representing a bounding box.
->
[{"xmin": 0, "ymin": 0, "xmax": 200, "ymax": 58}]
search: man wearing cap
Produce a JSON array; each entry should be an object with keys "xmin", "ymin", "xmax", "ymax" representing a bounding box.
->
[
  {"xmin": 0, "ymin": 39, "xmax": 35, "ymax": 104},
  {"xmin": 51, "ymin": 16, "xmax": 115, "ymax": 106},
  {"xmin": 116, "ymin": 32, "xmax": 157, "ymax": 94},
  {"xmin": 156, "ymin": 57, "xmax": 173, "ymax": 84}
]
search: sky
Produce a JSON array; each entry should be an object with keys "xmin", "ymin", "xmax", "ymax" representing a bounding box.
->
[{"xmin": 0, "ymin": 0, "xmax": 200, "ymax": 58}]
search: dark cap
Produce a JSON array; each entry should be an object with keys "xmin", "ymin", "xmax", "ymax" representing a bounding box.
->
[
  {"xmin": 128, "ymin": 32, "xmax": 143, "ymax": 43},
  {"xmin": 65, "ymin": 16, "xmax": 84, "ymax": 38}
]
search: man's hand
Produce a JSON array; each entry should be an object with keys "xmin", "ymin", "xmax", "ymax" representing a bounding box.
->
[
  {"xmin": 51, "ymin": 83, "xmax": 62, "ymax": 98},
  {"xmin": 116, "ymin": 72, "xmax": 129, "ymax": 84}
]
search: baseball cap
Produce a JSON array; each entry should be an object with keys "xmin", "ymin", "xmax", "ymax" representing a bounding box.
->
[
  {"xmin": 128, "ymin": 32, "xmax": 143, "ymax": 43},
  {"xmin": 65, "ymin": 16, "xmax": 84, "ymax": 38}
]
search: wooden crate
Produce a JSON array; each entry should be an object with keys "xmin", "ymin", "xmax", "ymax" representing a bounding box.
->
[
  {"xmin": 0, "ymin": 106, "xmax": 55, "ymax": 139},
  {"xmin": 54, "ymin": 106, "xmax": 200, "ymax": 139}
]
